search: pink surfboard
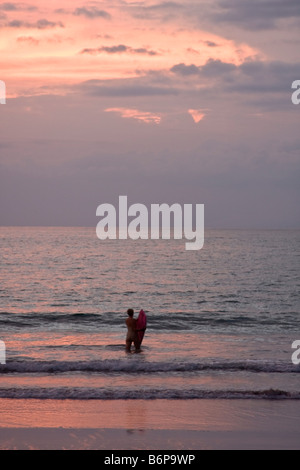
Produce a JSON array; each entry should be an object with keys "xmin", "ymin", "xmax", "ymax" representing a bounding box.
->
[{"xmin": 136, "ymin": 309, "xmax": 147, "ymax": 345}]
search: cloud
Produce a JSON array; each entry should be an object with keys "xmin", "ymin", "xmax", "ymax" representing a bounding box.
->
[
  {"xmin": 188, "ymin": 109, "xmax": 206, "ymax": 123},
  {"xmin": 201, "ymin": 58, "xmax": 238, "ymax": 76},
  {"xmin": 170, "ymin": 57, "xmax": 299, "ymax": 93},
  {"xmin": 230, "ymin": 60, "xmax": 300, "ymax": 95},
  {"xmin": 5, "ymin": 18, "xmax": 64, "ymax": 29},
  {"xmin": 83, "ymin": 79, "xmax": 179, "ymax": 97},
  {"xmin": 73, "ymin": 6, "xmax": 111, "ymax": 20},
  {"xmin": 168, "ymin": 57, "xmax": 300, "ymax": 112},
  {"xmin": 80, "ymin": 44, "xmax": 158, "ymax": 56},
  {"xmin": 143, "ymin": 1, "xmax": 183, "ymax": 11},
  {"xmin": 17, "ymin": 35, "xmax": 39, "ymax": 45},
  {"xmin": 212, "ymin": 0, "xmax": 300, "ymax": 30},
  {"xmin": 16, "ymin": 34, "xmax": 74, "ymax": 46},
  {"xmin": 170, "ymin": 59, "xmax": 237, "ymax": 77},
  {"xmin": 105, "ymin": 107, "xmax": 162, "ymax": 124},
  {"xmin": 132, "ymin": 47, "xmax": 158, "ymax": 56},
  {"xmin": 203, "ymin": 40, "xmax": 218, "ymax": 47},
  {"xmin": 80, "ymin": 55, "xmax": 299, "ymax": 109},
  {"xmin": 0, "ymin": 2, "xmax": 37, "ymax": 11},
  {"xmin": 125, "ymin": 0, "xmax": 184, "ymax": 21},
  {"xmin": 170, "ymin": 63, "xmax": 201, "ymax": 76}
]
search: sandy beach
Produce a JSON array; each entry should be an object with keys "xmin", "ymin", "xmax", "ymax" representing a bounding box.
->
[
  {"xmin": 0, "ymin": 399, "xmax": 299, "ymax": 450},
  {"xmin": 1, "ymin": 0, "xmax": 299, "ymax": 452}
]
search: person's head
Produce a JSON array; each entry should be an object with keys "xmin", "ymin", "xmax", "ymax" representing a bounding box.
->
[{"xmin": 127, "ymin": 309, "xmax": 134, "ymax": 317}]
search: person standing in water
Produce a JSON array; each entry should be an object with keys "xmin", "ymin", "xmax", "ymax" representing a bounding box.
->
[{"xmin": 125, "ymin": 309, "xmax": 140, "ymax": 352}]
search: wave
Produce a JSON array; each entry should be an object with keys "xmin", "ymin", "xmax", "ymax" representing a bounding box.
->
[
  {"xmin": 1, "ymin": 359, "xmax": 299, "ymax": 374},
  {"xmin": 0, "ymin": 387, "xmax": 298, "ymax": 400},
  {"xmin": 1, "ymin": 311, "xmax": 298, "ymax": 331},
  {"xmin": 0, "ymin": 312, "xmax": 114, "ymax": 325}
]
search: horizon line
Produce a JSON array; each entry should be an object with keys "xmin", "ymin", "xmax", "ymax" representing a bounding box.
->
[{"xmin": 0, "ymin": 225, "xmax": 299, "ymax": 231}]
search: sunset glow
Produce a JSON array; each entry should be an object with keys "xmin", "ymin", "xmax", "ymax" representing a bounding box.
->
[
  {"xmin": 1, "ymin": 0, "xmax": 260, "ymax": 97},
  {"xmin": 105, "ymin": 107, "xmax": 162, "ymax": 124},
  {"xmin": 188, "ymin": 109, "xmax": 206, "ymax": 123},
  {"xmin": 0, "ymin": 0, "xmax": 299, "ymax": 230},
  {"xmin": 0, "ymin": 1, "xmax": 299, "ymax": 452}
]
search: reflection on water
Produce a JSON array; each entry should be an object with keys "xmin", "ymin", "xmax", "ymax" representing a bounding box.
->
[{"xmin": 0, "ymin": 228, "xmax": 299, "ymax": 407}]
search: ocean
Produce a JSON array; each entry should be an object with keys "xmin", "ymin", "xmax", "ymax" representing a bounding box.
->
[{"xmin": 0, "ymin": 227, "xmax": 299, "ymax": 402}]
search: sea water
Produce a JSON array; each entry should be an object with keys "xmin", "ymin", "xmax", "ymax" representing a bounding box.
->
[{"xmin": 0, "ymin": 227, "xmax": 299, "ymax": 401}]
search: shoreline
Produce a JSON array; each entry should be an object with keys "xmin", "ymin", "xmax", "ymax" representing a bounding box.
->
[
  {"xmin": 0, "ymin": 399, "xmax": 299, "ymax": 450},
  {"xmin": 1, "ymin": 427, "xmax": 299, "ymax": 450}
]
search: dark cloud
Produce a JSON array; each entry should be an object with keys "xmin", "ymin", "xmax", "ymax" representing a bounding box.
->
[
  {"xmin": 169, "ymin": 57, "xmax": 300, "ymax": 112},
  {"xmin": 81, "ymin": 77, "xmax": 179, "ymax": 97},
  {"xmin": 170, "ymin": 59, "xmax": 237, "ymax": 76},
  {"xmin": 203, "ymin": 40, "xmax": 218, "ymax": 47},
  {"xmin": 0, "ymin": 2, "xmax": 15, "ymax": 9},
  {"xmin": 212, "ymin": 0, "xmax": 300, "ymax": 30},
  {"xmin": 170, "ymin": 63, "xmax": 201, "ymax": 76},
  {"xmin": 171, "ymin": 58, "xmax": 299, "ymax": 92},
  {"xmin": 144, "ymin": 1, "xmax": 183, "ymax": 11},
  {"xmin": 81, "ymin": 44, "xmax": 127, "ymax": 55},
  {"xmin": 54, "ymin": 6, "xmax": 111, "ymax": 19},
  {"xmin": 5, "ymin": 18, "xmax": 64, "ymax": 28},
  {"xmin": 79, "ymin": 56, "xmax": 299, "ymax": 108},
  {"xmin": 201, "ymin": 59, "xmax": 237, "ymax": 76},
  {"xmin": 231, "ymin": 60, "xmax": 300, "ymax": 94},
  {"xmin": 1, "ymin": 88, "xmax": 299, "ymax": 229},
  {"xmin": 0, "ymin": 2, "xmax": 37, "ymax": 11},
  {"xmin": 133, "ymin": 47, "xmax": 158, "ymax": 56},
  {"xmin": 81, "ymin": 44, "xmax": 158, "ymax": 56},
  {"xmin": 125, "ymin": 0, "xmax": 184, "ymax": 21},
  {"xmin": 54, "ymin": 8, "xmax": 67, "ymax": 14},
  {"xmin": 73, "ymin": 7, "xmax": 111, "ymax": 20}
]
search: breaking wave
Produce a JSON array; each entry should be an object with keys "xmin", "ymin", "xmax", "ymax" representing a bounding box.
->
[
  {"xmin": 1, "ymin": 359, "xmax": 299, "ymax": 374},
  {"xmin": 0, "ymin": 387, "xmax": 298, "ymax": 400}
]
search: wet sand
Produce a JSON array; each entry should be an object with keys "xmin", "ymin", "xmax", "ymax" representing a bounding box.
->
[{"xmin": 0, "ymin": 399, "xmax": 299, "ymax": 450}]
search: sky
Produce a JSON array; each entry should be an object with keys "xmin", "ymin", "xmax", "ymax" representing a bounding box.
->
[{"xmin": 0, "ymin": 0, "xmax": 299, "ymax": 228}]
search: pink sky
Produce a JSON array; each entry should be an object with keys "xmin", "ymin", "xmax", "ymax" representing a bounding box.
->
[
  {"xmin": 0, "ymin": 1, "xmax": 299, "ymax": 228},
  {"xmin": 1, "ymin": 0, "xmax": 258, "ymax": 98}
]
